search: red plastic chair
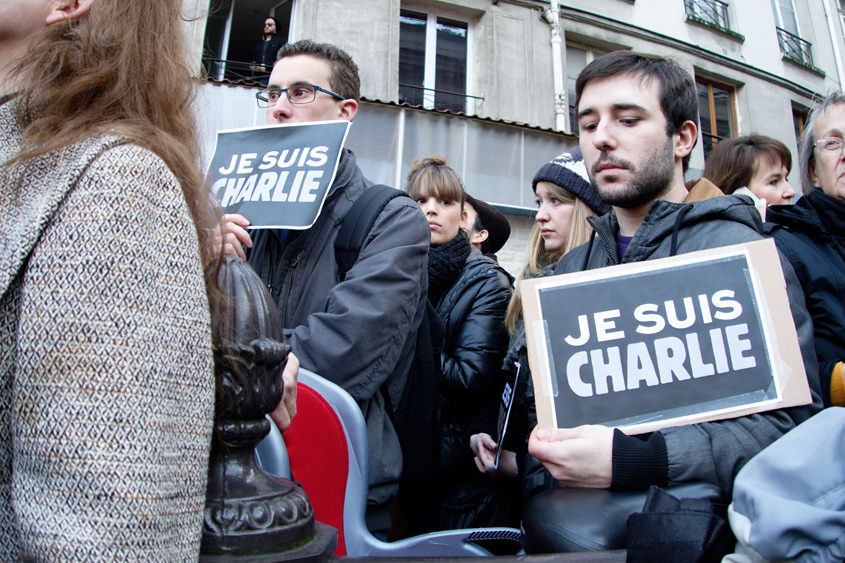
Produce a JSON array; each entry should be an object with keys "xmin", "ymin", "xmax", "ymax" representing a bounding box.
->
[{"xmin": 261, "ymin": 369, "xmax": 522, "ymax": 557}]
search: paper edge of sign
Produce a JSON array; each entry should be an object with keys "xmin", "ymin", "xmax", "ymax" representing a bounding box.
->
[
  {"xmin": 520, "ymin": 277, "xmax": 556, "ymax": 429},
  {"xmin": 213, "ymin": 119, "xmax": 352, "ymax": 135},
  {"xmin": 520, "ymin": 238, "xmax": 813, "ymax": 435}
]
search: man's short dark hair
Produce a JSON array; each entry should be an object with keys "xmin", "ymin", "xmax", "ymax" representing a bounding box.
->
[
  {"xmin": 276, "ymin": 39, "xmax": 360, "ymax": 101},
  {"xmin": 575, "ymin": 50, "xmax": 699, "ymax": 171}
]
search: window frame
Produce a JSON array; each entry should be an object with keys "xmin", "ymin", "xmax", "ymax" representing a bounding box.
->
[
  {"xmin": 696, "ymin": 77, "xmax": 737, "ymax": 157},
  {"xmin": 398, "ymin": 9, "xmax": 474, "ymax": 113},
  {"xmin": 565, "ymin": 43, "xmax": 605, "ymax": 134}
]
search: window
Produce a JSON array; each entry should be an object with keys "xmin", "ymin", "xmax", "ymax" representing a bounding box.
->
[
  {"xmin": 770, "ymin": 0, "xmax": 814, "ymax": 66},
  {"xmin": 565, "ymin": 44, "xmax": 603, "ymax": 133},
  {"xmin": 697, "ymin": 79, "xmax": 736, "ymax": 157},
  {"xmin": 399, "ymin": 10, "xmax": 470, "ymax": 113},
  {"xmin": 202, "ymin": 0, "xmax": 293, "ymax": 82},
  {"xmin": 792, "ymin": 104, "xmax": 808, "ymax": 148},
  {"xmin": 684, "ymin": 0, "xmax": 731, "ymax": 30}
]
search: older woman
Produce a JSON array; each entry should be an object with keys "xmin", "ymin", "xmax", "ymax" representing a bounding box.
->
[
  {"xmin": 765, "ymin": 93, "xmax": 845, "ymax": 407},
  {"xmin": 1, "ymin": 1, "xmax": 217, "ymax": 558}
]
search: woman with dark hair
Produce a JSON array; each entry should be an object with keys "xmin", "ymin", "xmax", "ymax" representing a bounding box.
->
[
  {"xmin": 1, "ymin": 1, "xmax": 220, "ymax": 558},
  {"xmin": 405, "ymin": 156, "xmax": 513, "ymax": 529},
  {"xmin": 704, "ymin": 134, "xmax": 796, "ymax": 209}
]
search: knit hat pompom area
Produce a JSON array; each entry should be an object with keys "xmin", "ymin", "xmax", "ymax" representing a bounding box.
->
[{"xmin": 531, "ymin": 147, "xmax": 611, "ymax": 215}]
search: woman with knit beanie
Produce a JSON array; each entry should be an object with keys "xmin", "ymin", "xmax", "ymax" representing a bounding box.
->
[
  {"xmin": 470, "ymin": 147, "xmax": 610, "ymax": 499},
  {"xmin": 405, "ymin": 156, "xmax": 515, "ymax": 530}
]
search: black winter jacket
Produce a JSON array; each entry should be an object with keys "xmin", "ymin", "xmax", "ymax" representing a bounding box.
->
[
  {"xmin": 511, "ymin": 195, "xmax": 821, "ymax": 498},
  {"xmin": 434, "ymin": 248, "xmax": 512, "ymax": 484},
  {"xmin": 247, "ymin": 149, "xmax": 430, "ymax": 530},
  {"xmin": 766, "ymin": 189, "xmax": 845, "ymax": 406}
]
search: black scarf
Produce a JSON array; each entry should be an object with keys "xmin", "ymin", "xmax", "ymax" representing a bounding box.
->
[{"xmin": 428, "ymin": 231, "xmax": 471, "ymax": 303}]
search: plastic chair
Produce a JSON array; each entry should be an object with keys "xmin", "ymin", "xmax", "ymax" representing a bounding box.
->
[{"xmin": 256, "ymin": 368, "xmax": 522, "ymax": 557}]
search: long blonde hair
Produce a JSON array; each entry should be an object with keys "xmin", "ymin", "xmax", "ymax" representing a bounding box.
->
[
  {"xmin": 504, "ymin": 186, "xmax": 599, "ymax": 333},
  {"xmin": 10, "ymin": 1, "xmax": 215, "ymax": 264}
]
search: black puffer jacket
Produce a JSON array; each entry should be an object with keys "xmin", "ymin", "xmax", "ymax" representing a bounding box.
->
[
  {"xmin": 434, "ymin": 248, "xmax": 512, "ymax": 483},
  {"xmin": 766, "ymin": 189, "xmax": 845, "ymax": 406}
]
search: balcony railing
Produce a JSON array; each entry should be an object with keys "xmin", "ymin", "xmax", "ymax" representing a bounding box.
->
[
  {"xmin": 776, "ymin": 27, "xmax": 814, "ymax": 67},
  {"xmin": 398, "ymin": 83, "xmax": 484, "ymax": 114},
  {"xmin": 684, "ymin": 0, "xmax": 730, "ymax": 30},
  {"xmin": 202, "ymin": 57, "xmax": 270, "ymax": 84}
]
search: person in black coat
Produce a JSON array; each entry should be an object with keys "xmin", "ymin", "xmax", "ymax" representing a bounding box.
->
[
  {"xmin": 250, "ymin": 17, "xmax": 285, "ymax": 84},
  {"xmin": 405, "ymin": 156, "xmax": 514, "ymax": 530},
  {"xmin": 766, "ymin": 92, "xmax": 845, "ymax": 407}
]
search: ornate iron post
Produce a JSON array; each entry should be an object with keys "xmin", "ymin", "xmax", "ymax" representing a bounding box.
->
[{"xmin": 201, "ymin": 257, "xmax": 335, "ymax": 561}]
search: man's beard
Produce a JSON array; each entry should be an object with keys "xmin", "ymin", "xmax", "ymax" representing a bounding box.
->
[{"xmin": 591, "ymin": 136, "xmax": 675, "ymax": 209}]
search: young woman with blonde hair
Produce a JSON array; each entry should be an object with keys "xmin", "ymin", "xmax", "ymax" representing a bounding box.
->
[{"xmin": 473, "ymin": 147, "xmax": 609, "ymax": 499}]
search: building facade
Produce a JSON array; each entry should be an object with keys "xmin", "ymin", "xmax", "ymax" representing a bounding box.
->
[{"xmin": 187, "ymin": 0, "xmax": 845, "ymax": 276}]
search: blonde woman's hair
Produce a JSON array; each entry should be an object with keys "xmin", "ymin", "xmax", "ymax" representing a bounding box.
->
[{"xmin": 505, "ymin": 187, "xmax": 599, "ymax": 333}]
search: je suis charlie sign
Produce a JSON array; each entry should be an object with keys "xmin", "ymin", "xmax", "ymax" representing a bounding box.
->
[
  {"xmin": 520, "ymin": 239, "xmax": 812, "ymax": 435},
  {"xmin": 207, "ymin": 120, "xmax": 351, "ymax": 229}
]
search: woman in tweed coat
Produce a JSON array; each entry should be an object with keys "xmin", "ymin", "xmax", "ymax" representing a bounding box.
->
[{"xmin": 0, "ymin": 1, "xmax": 217, "ymax": 559}]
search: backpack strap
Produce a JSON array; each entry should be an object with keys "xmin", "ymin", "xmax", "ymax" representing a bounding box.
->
[{"xmin": 335, "ymin": 184, "xmax": 408, "ymax": 282}]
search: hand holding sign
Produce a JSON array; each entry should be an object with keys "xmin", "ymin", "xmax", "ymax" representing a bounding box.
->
[
  {"xmin": 527, "ymin": 424, "xmax": 613, "ymax": 488},
  {"xmin": 211, "ymin": 213, "xmax": 252, "ymax": 259}
]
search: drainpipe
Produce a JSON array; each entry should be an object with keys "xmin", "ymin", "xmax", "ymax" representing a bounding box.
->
[
  {"xmin": 821, "ymin": 0, "xmax": 845, "ymax": 91},
  {"xmin": 541, "ymin": 4, "xmax": 568, "ymax": 133}
]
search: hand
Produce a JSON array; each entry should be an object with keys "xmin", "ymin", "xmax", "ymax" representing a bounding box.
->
[
  {"xmin": 211, "ymin": 214, "xmax": 252, "ymax": 259},
  {"xmin": 270, "ymin": 352, "xmax": 299, "ymax": 433},
  {"xmin": 470, "ymin": 433, "xmax": 518, "ymax": 479},
  {"xmin": 528, "ymin": 424, "xmax": 613, "ymax": 488}
]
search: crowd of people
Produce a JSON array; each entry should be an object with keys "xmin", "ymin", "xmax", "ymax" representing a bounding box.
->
[{"xmin": 1, "ymin": 1, "xmax": 843, "ymax": 559}]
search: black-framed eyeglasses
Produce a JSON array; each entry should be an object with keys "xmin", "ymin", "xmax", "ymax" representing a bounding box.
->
[
  {"xmin": 264, "ymin": 22, "xmax": 275, "ymax": 27},
  {"xmin": 813, "ymin": 136, "xmax": 844, "ymax": 154},
  {"xmin": 256, "ymin": 85, "xmax": 345, "ymax": 107}
]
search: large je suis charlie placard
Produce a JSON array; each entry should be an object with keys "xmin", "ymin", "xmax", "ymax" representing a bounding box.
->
[
  {"xmin": 520, "ymin": 239, "xmax": 812, "ymax": 435},
  {"xmin": 207, "ymin": 120, "xmax": 351, "ymax": 229}
]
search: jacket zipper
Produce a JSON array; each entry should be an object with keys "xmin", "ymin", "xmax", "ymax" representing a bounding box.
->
[{"xmin": 283, "ymin": 252, "xmax": 303, "ymax": 321}]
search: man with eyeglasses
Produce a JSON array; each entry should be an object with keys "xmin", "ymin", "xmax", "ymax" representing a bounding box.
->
[
  {"xmin": 218, "ymin": 40, "xmax": 429, "ymax": 535},
  {"xmin": 766, "ymin": 92, "xmax": 845, "ymax": 408},
  {"xmin": 250, "ymin": 17, "xmax": 285, "ymax": 84}
]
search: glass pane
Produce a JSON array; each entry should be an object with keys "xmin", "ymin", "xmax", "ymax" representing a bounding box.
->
[
  {"xmin": 399, "ymin": 11, "xmax": 427, "ymax": 107},
  {"xmin": 712, "ymin": 85, "xmax": 733, "ymax": 138},
  {"xmin": 434, "ymin": 18, "xmax": 468, "ymax": 112},
  {"xmin": 566, "ymin": 47, "xmax": 588, "ymax": 132},
  {"xmin": 696, "ymin": 81, "xmax": 714, "ymax": 156},
  {"xmin": 778, "ymin": 0, "xmax": 799, "ymax": 35},
  {"xmin": 792, "ymin": 110, "xmax": 806, "ymax": 149}
]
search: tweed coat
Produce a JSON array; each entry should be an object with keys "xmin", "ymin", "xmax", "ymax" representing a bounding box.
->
[{"xmin": 0, "ymin": 98, "xmax": 215, "ymax": 561}]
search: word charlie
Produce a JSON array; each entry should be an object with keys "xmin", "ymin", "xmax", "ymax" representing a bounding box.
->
[
  {"xmin": 561, "ymin": 289, "xmax": 759, "ymax": 397},
  {"xmin": 213, "ymin": 146, "xmax": 329, "ymax": 207}
]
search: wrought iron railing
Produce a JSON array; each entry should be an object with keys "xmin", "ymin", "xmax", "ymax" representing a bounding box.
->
[
  {"xmin": 684, "ymin": 0, "xmax": 730, "ymax": 30},
  {"xmin": 775, "ymin": 27, "xmax": 814, "ymax": 67},
  {"xmin": 398, "ymin": 83, "xmax": 484, "ymax": 113},
  {"xmin": 202, "ymin": 57, "xmax": 270, "ymax": 84}
]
